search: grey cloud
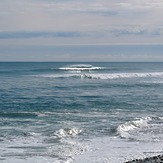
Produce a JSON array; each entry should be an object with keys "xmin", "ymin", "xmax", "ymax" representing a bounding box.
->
[
  {"xmin": 111, "ymin": 27, "xmax": 163, "ymax": 37},
  {"xmin": 111, "ymin": 29, "xmax": 147, "ymax": 36},
  {"xmin": 0, "ymin": 31, "xmax": 86, "ymax": 39},
  {"xmin": 118, "ymin": 0, "xmax": 163, "ymax": 9},
  {"xmin": 80, "ymin": 9, "xmax": 118, "ymax": 17},
  {"xmin": 0, "ymin": 0, "xmax": 163, "ymax": 46}
]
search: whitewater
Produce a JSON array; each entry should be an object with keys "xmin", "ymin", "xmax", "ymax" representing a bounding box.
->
[{"xmin": 0, "ymin": 62, "xmax": 163, "ymax": 163}]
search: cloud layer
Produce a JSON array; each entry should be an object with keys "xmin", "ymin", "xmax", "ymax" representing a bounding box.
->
[
  {"xmin": 1, "ymin": 0, "xmax": 163, "ymax": 31},
  {"xmin": 0, "ymin": 0, "xmax": 163, "ymax": 61}
]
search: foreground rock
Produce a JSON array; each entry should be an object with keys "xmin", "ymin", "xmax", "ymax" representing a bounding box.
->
[{"xmin": 124, "ymin": 154, "xmax": 163, "ymax": 163}]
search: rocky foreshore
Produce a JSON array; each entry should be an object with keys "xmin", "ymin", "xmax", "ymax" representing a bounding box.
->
[{"xmin": 124, "ymin": 154, "xmax": 163, "ymax": 163}]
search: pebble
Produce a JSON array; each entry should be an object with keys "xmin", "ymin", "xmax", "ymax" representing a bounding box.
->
[{"xmin": 124, "ymin": 155, "xmax": 163, "ymax": 163}]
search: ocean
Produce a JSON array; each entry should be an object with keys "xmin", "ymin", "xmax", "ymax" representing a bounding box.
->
[{"xmin": 0, "ymin": 62, "xmax": 163, "ymax": 163}]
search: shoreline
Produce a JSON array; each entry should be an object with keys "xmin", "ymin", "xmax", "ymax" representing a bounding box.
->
[{"xmin": 124, "ymin": 154, "xmax": 163, "ymax": 163}]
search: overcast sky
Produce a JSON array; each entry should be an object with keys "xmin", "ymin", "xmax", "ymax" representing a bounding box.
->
[{"xmin": 0, "ymin": 0, "xmax": 163, "ymax": 61}]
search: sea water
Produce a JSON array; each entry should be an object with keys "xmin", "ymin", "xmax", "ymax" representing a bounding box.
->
[{"xmin": 0, "ymin": 62, "xmax": 163, "ymax": 163}]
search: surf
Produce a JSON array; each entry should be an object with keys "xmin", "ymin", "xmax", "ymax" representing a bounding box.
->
[{"xmin": 59, "ymin": 64, "xmax": 105, "ymax": 72}]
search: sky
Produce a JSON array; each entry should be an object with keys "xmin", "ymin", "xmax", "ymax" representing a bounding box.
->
[{"xmin": 0, "ymin": 0, "xmax": 163, "ymax": 61}]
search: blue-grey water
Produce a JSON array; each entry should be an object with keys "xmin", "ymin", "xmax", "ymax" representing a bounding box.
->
[{"xmin": 0, "ymin": 62, "xmax": 163, "ymax": 163}]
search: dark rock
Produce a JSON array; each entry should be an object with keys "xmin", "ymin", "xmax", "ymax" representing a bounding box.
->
[{"xmin": 124, "ymin": 154, "xmax": 163, "ymax": 163}]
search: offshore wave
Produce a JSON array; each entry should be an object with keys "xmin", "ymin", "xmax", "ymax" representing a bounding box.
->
[
  {"xmin": 36, "ymin": 74, "xmax": 81, "ymax": 79},
  {"xmin": 80, "ymin": 72, "xmax": 163, "ymax": 80},
  {"xmin": 59, "ymin": 64, "xmax": 106, "ymax": 72},
  {"xmin": 37, "ymin": 72, "xmax": 163, "ymax": 80},
  {"xmin": 0, "ymin": 112, "xmax": 38, "ymax": 118}
]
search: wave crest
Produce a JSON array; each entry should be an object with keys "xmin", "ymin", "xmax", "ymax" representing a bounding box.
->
[
  {"xmin": 80, "ymin": 72, "xmax": 163, "ymax": 80},
  {"xmin": 59, "ymin": 64, "xmax": 104, "ymax": 72},
  {"xmin": 117, "ymin": 117, "xmax": 152, "ymax": 139},
  {"xmin": 34, "ymin": 72, "xmax": 163, "ymax": 80},
  {"xmin": 55, "ymin": 128, "xmax": 82, "ymax": 138}
]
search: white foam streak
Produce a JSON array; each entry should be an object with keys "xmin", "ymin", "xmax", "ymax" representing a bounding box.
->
[
  {"xmin": 37, "ymin": 74, "xmax": 80, "ymax": 78},
  {"xmin": 35, "ymin": 72, "xmax": 163, "ymax": 80},
  {"xmin": 81, "ymin": 72, "xmax": 163, "ymax": 80},
  {"xmin": 59, "ymin": 64, "xmax": 105, "ymax": 72},
  {"xmin": 59, "ymin": 67, "xmax": 103, "ymax": 71}
]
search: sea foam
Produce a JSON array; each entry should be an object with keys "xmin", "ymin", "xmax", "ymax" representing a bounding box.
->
[
  {"xmin": 59, "ymin": 64, "xmax": 105, "ymax": 72},
  {"xmin": 55, "ymin": 128, "xmax": 82, "ymax": 138},
  {"xmin": 35, "ymin": 72, "xmax": 163, "ymax": 80},
  {"xmin": 80, "ymin": 72, "xmax": 163, "ymax": 80},
  {"xmin": 117, "ymin": 117, "xmax": 152, "ymax": 139}
]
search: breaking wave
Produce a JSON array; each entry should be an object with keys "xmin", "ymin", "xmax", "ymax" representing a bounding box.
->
[
  {"xmin": 117, "ymin": 117, "xmax": 152, "ymax": 139},
  {"xmin": 80, "ymin": 72, "xmax": 163, "ymax": 80},
  {"xmin": 59, "ymin": 64, "xmax": 105, "ymax": 72},
  {"xmin": 117, "ymin": 116, "xmax": 163, "ymax": 142},
  {"xmin": 55, "ymin": 128, "xmax": 82, "ymax": 138},
  {"xmin": 35, "ymin": 72, "xmax": 163, "ymax": 80}
]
